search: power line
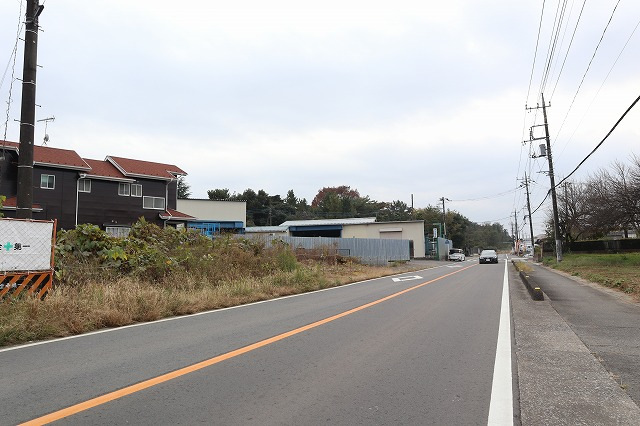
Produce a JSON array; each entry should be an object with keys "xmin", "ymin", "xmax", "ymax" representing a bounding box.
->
[
  {"xmin": 451, "ymin": 187, "xmax": 518, "ymax": 203},
  {"xmin": 537, "ymin": 0, "xmax": 564, "ymax": 97},
  {"xmin": 540, "ymin": 0, "xmax": 569, "ymax": 95},
  {"xmin": 552, "ymin": 0, "xmax": 621, "ymax": 147},
  {"xmin": 531, "ymin": 190, "xmax": 551, "ymax": 216},
  {"xmin": 2, "ymin": 1, "xmax": 24, "ymax": 140},
  {"xmin": 555, "ymin": 93, "xmax": 640, "ymax": 188},
  {"xmin": 557, "ymin": 14, "xmax": 640, "ymax": 158},
  {"xmin": 549, "ymin": 0, "xmax": 588, "ymax": 100},
  {"xmin": 525, "ymin": 0, "xmax": 547, "ymax": 105}
]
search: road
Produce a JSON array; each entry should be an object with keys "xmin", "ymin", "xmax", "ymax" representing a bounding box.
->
[{"xmin": 1, "ymin": 259, "xmax": 514, "ymax": 425}]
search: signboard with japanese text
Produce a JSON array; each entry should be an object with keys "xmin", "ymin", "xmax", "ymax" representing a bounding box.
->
[{"xmin": 0, "ymin": 219, "xmax": 54, "ymax": 272}]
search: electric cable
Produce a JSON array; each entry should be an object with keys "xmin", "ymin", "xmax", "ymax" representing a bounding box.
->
[
  {"xmin": 554, "ymin": 93, "xmax": 640, "ymax": 189},
  {"xmin": 557, "ymin": 14, "xmax": 640, "ymax": 158},
  {"xmin": 552, "ymin": 0, "xmax": 621, "ymax": 147},
  {"xmin": 451, "ymin": 187, "xmax": 519, "ymax": 203},
  {"xmin": 525, "ymin": 0, "xmax": 547, "ymax": 106},
  {"xmin": 2, "ymin": 1, "xmax": 24, "ymax": 141},
  {"xmin": 540, "ymin": 0, "xmax": 569, "ymax": 95},
  {"xmin": 549, "ymin": 0, "xmax": 587, "ymax": 100}
]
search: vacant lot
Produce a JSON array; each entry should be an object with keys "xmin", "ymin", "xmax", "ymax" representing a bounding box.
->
[
  {"xmin": 543, "ymin": 252, "xmax": 640, "ymax": 300},
  {"xmin": 0, "ymin": 257, "xmax": 423, "ymax": 348}
]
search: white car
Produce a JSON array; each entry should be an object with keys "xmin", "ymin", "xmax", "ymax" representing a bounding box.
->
[{"xmin": 448, "ymin": 248, "xmax": 465, "ymax": 262}]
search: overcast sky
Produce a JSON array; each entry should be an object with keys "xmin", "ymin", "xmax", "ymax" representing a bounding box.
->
[{"xmin": 1, "ymin": 1, "xmax": 639, "ymax": 236}]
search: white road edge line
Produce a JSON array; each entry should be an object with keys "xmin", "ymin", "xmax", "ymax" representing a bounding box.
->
[
  {"xmin": 0, "ymin": 264, "xmax": 453, "ymax": 354},
  {"xmin": 487, "ymin": 258, "xmax": 514, "ymax": 425}
]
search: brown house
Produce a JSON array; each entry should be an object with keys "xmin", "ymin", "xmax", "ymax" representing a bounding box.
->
[{"xmin": 0, "ymin": 140, "xmax": 194, "ymax": 234}]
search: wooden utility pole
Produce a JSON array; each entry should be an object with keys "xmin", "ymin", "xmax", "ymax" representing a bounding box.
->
[{"xmin": 16, "ymin": 0, "xmax": 43, "ymax": 219}]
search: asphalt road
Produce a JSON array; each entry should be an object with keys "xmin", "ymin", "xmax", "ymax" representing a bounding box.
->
[{"xmin": 1, "ymin": 259, "xmax": 513, "ymax": 425}]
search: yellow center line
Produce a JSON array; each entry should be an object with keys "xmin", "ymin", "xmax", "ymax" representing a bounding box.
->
[{"xmin": 22, "ymin": 264, "xmax": 476, "ymax": 425}]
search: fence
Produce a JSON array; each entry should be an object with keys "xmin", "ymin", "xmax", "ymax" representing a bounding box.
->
[
  {"xmin": 0, "ymin": 218, "xmax": 56, "ymax": 301},
  {"xmin": 568, "ymin": 238, "xmax": 640, "ymax": 253},
  {"xmin": 242, "ymin": 235, "xmax": 410, "ymax": 265}
]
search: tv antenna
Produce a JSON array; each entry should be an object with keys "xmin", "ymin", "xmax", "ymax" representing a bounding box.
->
[{"xmin": 37, "ymin": 116, "xmax": 55, "ymax": 145}]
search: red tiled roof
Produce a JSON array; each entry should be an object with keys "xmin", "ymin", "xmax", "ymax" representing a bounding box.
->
[
  {"xmin": 83, "ymin": 159, "xmax": 130, "ymax": 180},
  {"xmin": 0, "ymin": 141, "xmax": 186, "ymax": 179},
  {"xmin": 1, "ymin": 196, "xmax": 43, "ymax": 210},
  {"xmin": 107, "ymin": 156, "xmax": 186, "ymax": 180},
  {"xmin": 159, "ymin": 209, "xmax": 195, "ymax": 221},
  {"xmin": 1, "ymin": 140, "xmax": 90, "ymax": 170}
]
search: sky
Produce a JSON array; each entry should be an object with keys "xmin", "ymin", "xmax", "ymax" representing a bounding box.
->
[{"xmin": 1, "ymin": 0, "xmax": 639, "ymax": 237}]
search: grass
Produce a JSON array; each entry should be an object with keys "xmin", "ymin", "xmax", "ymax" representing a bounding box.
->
[
  {"xmin": 512, "ymin": 261, "xmax": 533, "ymax": 274},
  {"xmin": 0, "ymin": 259, "xmax": 424, "ymax": 347},
  {"xmin": 543, "ymin": 252, "xmax": 640, "ymax": 300}
]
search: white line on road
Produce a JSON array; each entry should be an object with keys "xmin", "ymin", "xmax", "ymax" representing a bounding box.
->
[{"xmin": 487, "ymin": 258, "xmax": 514, "ymax": 425}]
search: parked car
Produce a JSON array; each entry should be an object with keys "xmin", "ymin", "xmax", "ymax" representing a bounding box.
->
[
  {"xmin": 479, "ymin": 249, "xmax": 498, "ymax": 264},
  {"xmin": 448, "ymin": 248, "xmax": 465, "ymax": 262}
]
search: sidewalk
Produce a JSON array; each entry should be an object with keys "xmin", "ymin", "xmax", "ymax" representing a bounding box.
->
[{"xmin": 509, "ymin": 259, "xmax": 640, "ymax": 425}]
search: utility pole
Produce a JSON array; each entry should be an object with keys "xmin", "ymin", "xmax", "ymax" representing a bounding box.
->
[
  {"xmin": 514, "ymin": 210, "xmax": 519, "ymax": 254},
  {"xmin": 523, "ymin": 173, "xmax": 535, "ymax": 255},
  {"xmin": 526, "ymin": 92, "xmax": 562, "ymax": 262},
  {"xmin": 439, "ymin": 197, "xmax": 449, "ymax": 238},
  {"xmin": 16, "ymin": 0, "xmax": 43, "ymax": 219}
]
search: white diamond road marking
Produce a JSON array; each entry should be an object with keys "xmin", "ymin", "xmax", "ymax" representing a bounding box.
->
[{"xmin": 391, "ymin": 275, "xmax": 423, "ymax": 282}]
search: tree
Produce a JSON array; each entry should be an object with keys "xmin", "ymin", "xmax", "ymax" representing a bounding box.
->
[
  {"xmin": 177, "ymin": 176, "xmax": 191, "ymax": 199},
  {"xmin": 311, "ymin": 186, "xmax": 381, "ymax": 218},
  {"xmin": 207, "ymin": 188, "xmax": 231, "ymax": 200},
  {"xmin": 377, "ymin": 200, "xmax": 411, "ymax": 222}
]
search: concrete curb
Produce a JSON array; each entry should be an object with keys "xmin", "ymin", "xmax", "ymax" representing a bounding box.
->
[{"xmin": 511, "ymin": 260, "xmax": 544, "ymax": 301}]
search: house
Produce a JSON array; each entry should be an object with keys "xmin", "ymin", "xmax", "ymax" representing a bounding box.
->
[{"xmin": 0, "ymin": 140, "xmax": 194, "ymax": 234}]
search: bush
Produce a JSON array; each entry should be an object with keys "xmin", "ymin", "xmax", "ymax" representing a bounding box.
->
[{"xmin": 53, "ymin": 219, "xmax": 301, "ymax": 288}]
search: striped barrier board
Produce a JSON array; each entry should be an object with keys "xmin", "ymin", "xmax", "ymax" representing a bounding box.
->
[{"xmin": 0, "ymin": 271, "xmax": 53, "ymax": 300}]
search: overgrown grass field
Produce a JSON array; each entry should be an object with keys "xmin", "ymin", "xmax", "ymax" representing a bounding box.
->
[
  {"xmin": 543, "ymin": 252, "xmax": 640, "ymax": 299},
  {"xmin": 0, "ymin": 221, "xmax": 420, "ymax": 347}
]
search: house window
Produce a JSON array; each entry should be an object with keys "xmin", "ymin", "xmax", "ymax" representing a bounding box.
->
[
  {"xmin": 131, "ymin": 184, "xmax": 142, "ymax": 197},
  {"xmin": 40, "ymin": 174, "xmax": 55, "ymax": 189},
  {"xmin": 143, "ymin": 196, "xmax": 165, "ymax": 210},
  {"xmin": 118, "ymin": 182, "xmax": 130, "ymax": 196},
  {"xmin": 78, "ymin": 178, "xmax": 91, "ymax": 193}
]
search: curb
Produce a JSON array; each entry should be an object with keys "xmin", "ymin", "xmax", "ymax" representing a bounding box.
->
[{"xmin": 511, "ymin": 260, "xmax": 544, "ymax": 301}]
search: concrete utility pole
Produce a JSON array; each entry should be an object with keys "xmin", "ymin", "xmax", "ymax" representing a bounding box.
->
[
  {"xmin": 16, "ymin": 0, "xmax": 43, "ymax": 219},
  {"xmin": 526, "ymin": 93, "xmax": 562, "ymax": 262},
  {"xmin": 523, "ymin": 173, "xmax": 535, "ymax": 254},
  {"xmin": 439, "ymin": 197, "xmax": 449, "ymax": 238},
  {"xmin": 514, "ymin": 210, "xmax": 519, "ymax": 253}
]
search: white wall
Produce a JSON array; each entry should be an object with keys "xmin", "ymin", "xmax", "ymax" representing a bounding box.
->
[
  {"xmin": 176, "ymin": 199, "xmax": 246, "ymax": 225},
  {"xmin": 342, "ymin": 221, "xmax": 426, "ymax": 258}
]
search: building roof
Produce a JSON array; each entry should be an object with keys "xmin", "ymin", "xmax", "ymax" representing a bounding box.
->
[
  {"xmin": 279, "ymin": 217, "xmax": 377, "ymax": 227},
  {"xmin": 82, "ymin": 159, "xmax": 134, "ymax": 181},
  {"xmin": 159, "ymin": 208, "xmax": 196, "ymax": 221},
  {"xmin": 107, "ymin": 156, "xmax": 186, "ymax": 180},
  {"xmin": 245, "ymin": 226, "xmax": 288, "ymax": 233},
  {"xmin": 0, "ymin": 140, "xmax": 187, "ymax": 181},
  {"xmin": 1, "ymin": 140, "xmax": 91, "ymax": 170},
  {"xmin": 1, "ymin": 196, "xmax": 43, "ymax": 211}
]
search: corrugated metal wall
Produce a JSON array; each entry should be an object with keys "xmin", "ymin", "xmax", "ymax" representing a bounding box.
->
[{"xmin": 243, "ymin": 235, "xmax": 410, "ymax": 265}]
